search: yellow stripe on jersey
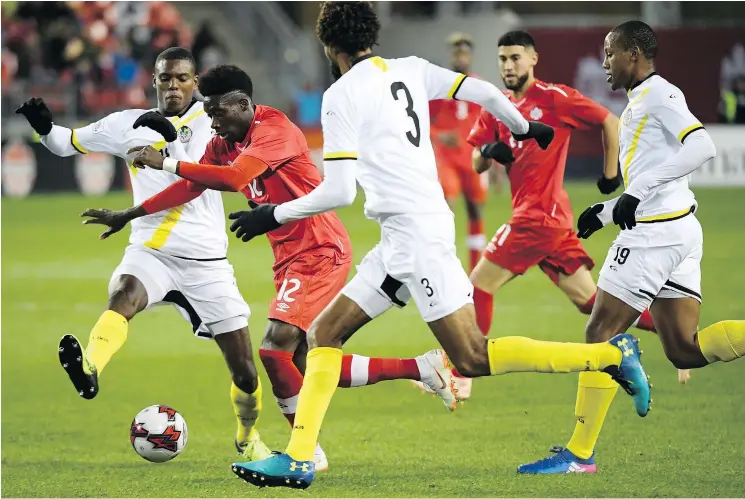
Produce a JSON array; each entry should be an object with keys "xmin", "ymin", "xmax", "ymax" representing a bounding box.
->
[
  {"xmin": 677, "ymin": 123, "xmax": 704, "ymax": 143},
  {"xmin": 637, "ymin": 206, "xmax": 693, "ymax": 223},
  {"xmin": 71, "ymin": 129, "xmax": 88, "ymax": 154},
  {"xmin": 324, "ymin": 151, "xmax": 358, "ymax": 161},
  {"xmin": 622, "ymin": 114, "xmax": 649, "ymax": 187},
  {"xmin": 131, "ymin": 109, "xmax": 205, "ymax": 177},
  {"xmin": 447, "ymin": 74, "xmax": 467, "ymax": 99},
  {"xmin": 371, "ymin": 56, "xmax": 388, "ymax": 72},
  {"xmin": 144, "ymin": 206, "xmax": 185, "ymax": 250},
  {"xmin": 629, "ymin": 88, "xmax": 650, "ymax": 106}
]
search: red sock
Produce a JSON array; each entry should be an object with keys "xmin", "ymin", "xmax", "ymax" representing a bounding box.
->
[
  {"xmin": 339, "ymin": 354, "xmax": 421, "ymax": 387},
  {"xmin": 259, "ymin": 349, "xmax": 304, "ymax": 427},
  {"xmin": 467, "ymin": 218, "xmax": 486, "ymax": 271},
  {"xmin": 578, "ymin": 293, "xmax": 596, "ymax": 315},
  {"xmin": 473, "ymin": 286, "xmax": 493, "ymax": 337},
  {"xmin": 634, "ymin": 309, "xmax": 656, "ymax": 332}
]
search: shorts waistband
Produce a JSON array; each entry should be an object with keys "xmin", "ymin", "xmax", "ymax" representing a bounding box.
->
[{"xmin": 637, "ymin": 205, "xmax": 695, "ymax": 224}]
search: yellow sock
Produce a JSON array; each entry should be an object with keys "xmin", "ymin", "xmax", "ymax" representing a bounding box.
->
[
  {"xmin": 487, "ymin": 337, "xmax": 622, "ymax": 375},
  {"xmin": 285, "ymin": 347, "xmax": 342, "ymax": 462},
  {"xmin": 698, "ymin": 321, "xmax": 745, "ymax": 363},
  {"xmin": 566, "ymin": 372, "xmax": 619, "ymax": 459},
  {"xmin": 86, "ymin": 310, "xmax": 128, "ymax": 373},
  {"xmin": 232, "ymin": 379, "xmax": 262, "ymax": 445}
]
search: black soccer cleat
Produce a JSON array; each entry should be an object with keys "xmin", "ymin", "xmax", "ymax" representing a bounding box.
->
[{"xmin": 58, "ymin": 334, "xmax": 99, "ymax": 399}]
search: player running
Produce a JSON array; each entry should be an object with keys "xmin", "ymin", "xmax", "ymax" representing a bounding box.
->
[
  {"xmin": 15, "ymin": 48, "xmax": 272, "ymax": 461},
  {"xmin": 226, "ymin": 2, "xmax": 651, "ymax": 489},
  {"xmin": 461, "ymin": 30, "xmax": 678, "ymax": 401},
  {"xmin": 517, "ymin": 21, "xmax": 744, "ymax": 475},
  {"xmin": 115, "ymin": 64, "xmax": 459, "ymax": 472}
]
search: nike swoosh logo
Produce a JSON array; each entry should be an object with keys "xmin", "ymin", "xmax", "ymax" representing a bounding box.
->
[{"xmin": 433, "ymin": 368, "xmax": 447, "ymax": 390}]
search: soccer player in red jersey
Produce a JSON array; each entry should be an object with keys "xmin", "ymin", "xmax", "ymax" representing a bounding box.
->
[
  {"xmin": 429, "ymin": 33, "xmax": 488, "ymax": 272},
  {"xmin": 464, "ymin": 31, "xmax": 678, "ymax": 400},
  {"xmin": 115, "ymin": 65, "xmax": 457, "ymax": 470}
]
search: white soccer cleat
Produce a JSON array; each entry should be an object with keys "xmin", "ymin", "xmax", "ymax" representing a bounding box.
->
[
  {"xmin": 678, "ymin": 369, "xmax": 691, "ymax": 384},
  {"xmin": 314, "ymin": 443, "xmax": 329, "ymax": 472},
  {"xmin": 415, "ymin": 349, "xmax": 458, "ymax": 411},
  {"xmin": 452, "ymin": 376, "xmax": 472, "ymax": 401}
]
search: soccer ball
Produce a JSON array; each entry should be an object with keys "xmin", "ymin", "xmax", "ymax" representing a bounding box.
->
[{"xmin": 130, "ymin": 405, "xmax": 188, "ymax": 463}]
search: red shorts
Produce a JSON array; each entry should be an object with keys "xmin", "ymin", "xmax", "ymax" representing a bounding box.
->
[
  {"xmin": 269, "ymin": 250, "xmax": 353, "ymax": 332},
  {"xmin": 482, "ymin": 223, "xmax": 594, "ymax": 285},
  {"xmin": 436, "ymin": 158, "xmax": 488, "ymax": 204}
]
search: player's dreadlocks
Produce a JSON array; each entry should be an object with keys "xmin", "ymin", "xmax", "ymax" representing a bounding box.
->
[
  {"xmin": 155, "ymin": 47, "xmax": 196, "ymax": 69},
  {"xmin": 198, "ymin": 65, "xmax": 254, "ymax": 99},
  {"xmin": 497, "ymin": 30, "xmax": 536, "ymax": 49},
  {"xmin": 316, "ymin": 1, "xmax": 381, "ymax": 55},
  {"xmin": 610, "ymin": 21, "xmax": 658, "ymax": 60}
]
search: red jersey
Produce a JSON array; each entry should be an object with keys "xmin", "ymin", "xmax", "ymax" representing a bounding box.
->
[
  {"xmin": 203, "ymin": 105, "xmax": 351, "ymax": 271},
  {"xmin": 430, "ymin": 72, "xmax": 482, "ymax": 167},
  {"xmin": 467, "ymin": 80, "xmax": 609, "ymax": 228}
]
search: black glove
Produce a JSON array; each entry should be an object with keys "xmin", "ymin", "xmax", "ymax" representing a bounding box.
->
[
  {"xmin": 228, "ymin": 202, "xmax": 282, "ymax": 242},
  {"xmin": 612, "ymin": 193, "xmax": 641, "ymax": 230},
  {"xmin": 512, "ymin": 121, "xmax": 554, "ymax": 150},
  {"xmin": 597, "ymin": 175, "xmax": 622, "ymax": 194},
  {"xmin": 577, "ymin": 203, "xmax": 604, "ymax": 239},
  {"xmin": 480, "ymin": 141, "xmax": 515, "ymax": 163},
  {"xmin": 133, "ymin": 111, "xmax": 178, "ymax": 142},
  {"xmin": 15, "ymin": 97, "xmax": 53, "ymax": 135}
]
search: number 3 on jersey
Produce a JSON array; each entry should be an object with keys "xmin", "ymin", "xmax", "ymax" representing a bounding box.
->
[{"xmin": 391, "ymin": 82, "xmax": 420, "ymax": 147}]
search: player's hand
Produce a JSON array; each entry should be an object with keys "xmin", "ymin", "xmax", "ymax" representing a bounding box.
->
[
  {"xmin": 15, "ymin": 97, "xmax": 53, "ymax": 135},
  {"xmin": 228, "ymin": 201, "xmax": 282, "ymax": 242},
  {"xmin": 480, "ymin": 142, "xmax": 515, "ymax": 164},
  {"xmin": 577, "ymin": 203, "xmax": 605, "ymax": 239},
  {"xmin": 80, "ymin": 208, "xmax": 136, "ymax": 240},
  {"xmin": 513, "ymin": 121, "xmax": 554, "ymax": 150},
  {"xmin": 133, "ymin": 111, "xmax": 178, "ymax": 142},
  {"xmin": 127, "ymin": 146, "xmax": 164, "ymax": 170},
  {"xmin": 438, "ymin": 131, "xmax": 460, "ymax": 148},
  {"xmin": 597, "ymin": 174, "xmax": 622, "ymax": 194},
  {"xmin": 612, "ymin": 193, "xmax": 640, "ymax": 230}
]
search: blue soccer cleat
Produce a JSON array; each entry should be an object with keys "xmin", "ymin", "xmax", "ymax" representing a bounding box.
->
[
  {"xmin": 232, "ymin": 452, "xmax": 315, "ymax": 489},
  {"xmin": 517, "ymin": 446, "xmax": 597, "ymax": 474},
  {"xmin": 605, "ymin": 333, "xmax": 651, "ymax": 417}
]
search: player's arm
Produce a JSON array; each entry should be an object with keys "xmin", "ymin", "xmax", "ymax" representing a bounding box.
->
[
  {"xmin": 599, "ymin": 113, "xmax": 621, "ymax": 188},
  {"xmin": 466, "ymin": 110, "xmax": 513, "ymax": 173},
  {"xmin": 624, "ymin": 96, "xmax": 715, "ymax": 202}
]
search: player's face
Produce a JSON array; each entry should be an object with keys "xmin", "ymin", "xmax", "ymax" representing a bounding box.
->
[
  {"xmin": 451, "ymin": 44, "xmax": 472, "ymax": 73},
  {"xmin": 204, "ymin": 93, "xmax": 255, "ymax": 144},
  {"xmin": 603, "ymin": 32, "xmax": 633, "ymax": 91},
  {"xmin": 498, "ymin": 45, "xmax": 536, "ymax": 92},
  {"xmin": 153, "ymin": 59, "xmax": 197, "ymax": 115}
]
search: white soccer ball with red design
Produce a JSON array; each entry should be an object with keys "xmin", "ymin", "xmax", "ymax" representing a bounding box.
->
[{"xmin": 130, "ymin": 405, "xmax": 188, "ymax": 463}]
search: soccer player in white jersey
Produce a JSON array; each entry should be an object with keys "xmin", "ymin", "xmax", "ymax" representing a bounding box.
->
[
  {"xmin": 517, "ymin": 21, "xmax": 745, "ymax": 475},
  {"xmin": 15, "ymin": 47, "xmax": 272, "ymax": 462},
  {"xmin": 226, "ymin": 3, "xmax": 652, "ymax": 489}
]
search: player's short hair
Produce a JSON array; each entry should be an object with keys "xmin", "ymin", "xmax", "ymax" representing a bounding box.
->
[
  {"xmin": 154, "ymin": 47, "xmax": 196, "ymax": 70},
  {"xmin": 497, "ymin": 30, "xmax": 536, "ymax": 50},
  {"xmin": 447, "ymin": 32, "xmax": 473, "ymax": 49},
  {"xmin": 610, "ymin": 21, "xmax": 658, "ymax": 60},
  {"xmin": 198, "ymin": 65, "xmax": 253, "ymax": 99},
  {"xmin": 316, "ymin": 1, "xmax": 380, "ymax": 55}
]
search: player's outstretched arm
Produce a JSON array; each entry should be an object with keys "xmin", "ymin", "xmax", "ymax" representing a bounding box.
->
[
  {"xmin": 577, "ymin": 196, "xmax": 620, "ymax": 239},
  {"xmin": 597, "ymin": 113, "xmax": 622, "ymax": 194}
]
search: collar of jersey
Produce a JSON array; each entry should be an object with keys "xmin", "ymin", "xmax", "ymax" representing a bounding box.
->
[
  {"xmin": 627, "ymin": 72, "xmax": 658, "ymax": 97},
  {"xmin": 158, "ymin": 98, "xmax": 199, "ymax": 119}
]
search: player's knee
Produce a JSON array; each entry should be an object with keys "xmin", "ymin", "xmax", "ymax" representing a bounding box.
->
[
  {"xmin": 231, "ymin": 363, "xmax": 259, "ymax": 394},
  {"xmin": 584, "ymin": 317, "xmax": 611, "ymax": 343},
  {"xmin": 108, "ymin": 276, "xmax": 147, "ymax": 320},
  {"xmin": 261, "ymin": 321, "xmax": 302, "ymax": 352}
]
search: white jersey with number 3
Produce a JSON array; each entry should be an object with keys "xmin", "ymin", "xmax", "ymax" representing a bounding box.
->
[
  {"xmin": 321, "ymin": 56, "xmax": 470, "ymax": 220},
  {"xmin": 69, "ymin": 101, "xmax": 227, "ymax": 259}
]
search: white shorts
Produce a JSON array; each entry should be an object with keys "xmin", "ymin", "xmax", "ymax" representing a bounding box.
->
[
  {"xmin": 342, "ymin": 213, "xmax": 474, "ymax": 322},
  {"xmin": 110, "ymin": 245, "xmax": 250, "ymax": 339},
  {"xmin": 597, "ymin": 213, "xmax": 703, "ymax": 312}
]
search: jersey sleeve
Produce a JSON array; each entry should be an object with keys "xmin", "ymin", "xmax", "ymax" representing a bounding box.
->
[
  {"xmin": 555, "ymin": 87, "xmax": 610, "ymax": 130},
  {"xmin": 241, "ymin": 117, "xmax": 304, "ymax": 170},
  {"xmin": 467, "ymin": 109, "xmax": 500, "ymax": 147},
  {"xmin": 420, "ymin": 58, "xmax": 467, "ymax": 101},
  {"xmin": 71, "ymin": 111, "xmax": 127, "ymax": 155},
  {"xmin": 321, "ymin": 86, "xmax": 359, "ymax": 162},
  {"xmin": 653, "ymin": 90, "xmax": 704, "ymax": 143}
]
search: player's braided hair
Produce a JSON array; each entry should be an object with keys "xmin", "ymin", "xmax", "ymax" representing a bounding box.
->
[
  {"xmin": 316, "ymin": 1, "xmax": 380, "ymax": 55},
  {"xmin": 155, "ymin": 47, "xmax": 196, "ymax": 69},
  {"xmin": 198, "ymin": 64, "xmax": 253, "ymax": 99},
  {"xmin": 611, "ymin": 21, "xmax": 658, "ymax": 60}
]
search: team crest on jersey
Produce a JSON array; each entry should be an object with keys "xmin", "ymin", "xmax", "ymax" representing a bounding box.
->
[
  {"xmin": 529, "ymin": 107, "xmax": 543, "ymax": 120},
  {"xmin": 623, "ymin": 108, "xmax": 633, "ymax": 125},
  {"xmin": 178, "ymin": 125, "xmax": 193, "ymax": 143}
]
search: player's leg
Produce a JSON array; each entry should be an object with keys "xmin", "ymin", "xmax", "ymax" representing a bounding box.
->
[
  {"xmin": 460, "ymin": 165, "xmax": 489, "ymax": 272},
  {"xmin": 58, "ymin": 246, "xmax": 170, "ymax": 399}
]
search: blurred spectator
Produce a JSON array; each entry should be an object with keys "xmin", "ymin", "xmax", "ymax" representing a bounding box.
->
[
  {"xmin": 719, "ymin": 74, "xmax": 745, "ymax": 124},
  {"xmin": 192, "ymin": 22, "xmax": 227, "ymax": 73},
  {"xmin": 291, "ymin": 81, "xmax": 323, "ymax": 128}
]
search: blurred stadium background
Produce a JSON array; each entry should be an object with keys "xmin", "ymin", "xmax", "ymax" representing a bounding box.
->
[{"xmin": 2, "ymin": 2, "xmax": 745, "ymax": 497}]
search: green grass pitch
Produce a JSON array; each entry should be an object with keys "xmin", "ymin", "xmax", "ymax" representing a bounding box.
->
[{"xmin": 2, "ymin": 184, "xmax": 744, "ymax": 497}]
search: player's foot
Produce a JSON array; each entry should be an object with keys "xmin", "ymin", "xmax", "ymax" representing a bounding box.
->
[
  {"xmin": 604, "ymin": 333, "xmax": 651, "ymax": 417},
  {"xmin": 678, "ymin": 369, "xmax": 691, "ymax": 384},
  {"xmin": 232, "ymin": 452, "xmax": 315, "ymax": 489},
  {"xmin": 314, "ymin": 443, "xmax": 329, "ymax": 473},
  {"xmin": 415, "ymin": 349, "xmax": 458, "ymax": 411},
  {"xmin": 452, "ymin": 376, "xmax": 472, "ymax": 401},
  {"xmin": 517, "ymin": 446, "xmax": 596, "ymax": 474},
  {"xmin": 234, "ymin": 432, "xmax": 272, "ymax": 461},
  {"xmin": 58, "ymin": 334, "xmax": 98, "ymax": 399}
]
